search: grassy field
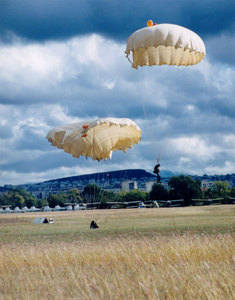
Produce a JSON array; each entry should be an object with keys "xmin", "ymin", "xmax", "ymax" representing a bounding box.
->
[{"xmin": 0, "ymin": 205, "xmax": 234, "ymax": 299}]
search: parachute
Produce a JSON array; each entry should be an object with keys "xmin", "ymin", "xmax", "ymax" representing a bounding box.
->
[
  {"xmin": 125, "ymin": 21, "xmax": 206, "ymax": 178},
  {"xmin": 46, "ymin": 118, "xmax": 141, "ymax": 161},
  {"xmin": 125, "ymin": 22, "xmax": 206, "ymax": 69}
]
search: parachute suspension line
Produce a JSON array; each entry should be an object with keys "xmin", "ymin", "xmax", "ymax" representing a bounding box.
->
[
  {"xmin": 140, "ymin": 99, "xmax": 159, "ymax": 161},
  {"xmin": 113, "ymin": 168, "xmax": 129, "ymax": 204},
  {"xmin": 90, "ymin": 125, "xmax": 103, "ymax": 212},
  {"xmin": 96, "ymin": 172, "xmax": 111, "ymax": 225},
  {"xmin": 156, "ymin": 156, "xmax": 161, "ymax": 165},
  {"xmin": 138, "ymin": 68, "xmax": 162, "ymax": 182},
  {"xmin": 92, "ymin": 125, "xmax": 97, "ymax": 205},
  {"xmin": 126, "ymin": 53, "xmax": 133, "ymax": 66},
  {"xmin": 137, "ymin": 67, "xmax": 161, "ymax": 162},
  {"xmin": 96, "ymin": 171, "xmax": 99, "ymax": 206},
  {"xmin": 97, "ymin": 171, "xmax": 105, "ymax": 210}
]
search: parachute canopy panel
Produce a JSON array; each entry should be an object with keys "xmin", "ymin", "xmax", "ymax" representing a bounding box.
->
[
  {"xmin": 46, "ymin": 118, "xmax": 141, "ymax": 161},
  {"xmin": 125, "ymin": 23, "xmax": 206, "ymax": 69}
]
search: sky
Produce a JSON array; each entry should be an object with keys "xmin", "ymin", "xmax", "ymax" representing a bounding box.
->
[{"xmin": 0, "ymin": 0, "xmax": 235, "ymax": 185}]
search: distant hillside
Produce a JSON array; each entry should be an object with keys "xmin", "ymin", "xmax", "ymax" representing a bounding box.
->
[
  {"xmin": 1, "ymin": 170, "xmax": 234, "ymax": 200},
  {"xmin": 45, "ymin": 169, "xmax": 157, "ymax": 184},
  {"xmin": 12, "ymin": 169, "xmax": 158, "ymax": 199}
]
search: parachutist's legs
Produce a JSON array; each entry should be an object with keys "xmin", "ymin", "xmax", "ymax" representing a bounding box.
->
[{"xmin": 157, "ymin": 173, "xmax": 161, "ymax": 184}]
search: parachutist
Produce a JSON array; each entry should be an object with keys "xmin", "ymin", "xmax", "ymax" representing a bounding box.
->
[
  {"xmin": 90, "ymin": 220, "xmax": 99, "ymax": 229},
  {"xmin": 153, "ymin": 163, "xmax": 161, "ymax": 184}
]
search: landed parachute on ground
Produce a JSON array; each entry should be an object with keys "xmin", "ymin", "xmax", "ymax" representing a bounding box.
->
[
  {"xmin": 125, "ymin": 21, "xmax": 206, "ymax": 69},
  {"xmin": 46, "ymin": 118, "xmax": 141, "ymax": 161}
]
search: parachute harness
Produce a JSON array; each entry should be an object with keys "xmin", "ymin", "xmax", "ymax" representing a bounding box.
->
[{"xmin": 153, "ymin": 157, "xmax": 161, "ymax": 184}]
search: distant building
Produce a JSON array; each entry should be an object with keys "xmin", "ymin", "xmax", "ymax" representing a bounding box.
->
[
  {"xmin": 145, "ymin": 181, "xmax": 156, "ymax": 192},
  {"xmin": 201, "ymin": 180, "xmax": 214, "ymax": 191},
  {"xmin": 161, "ymin": 181, "xmax": 170, "ymax": 190},
  {"xmin": 145, "ymin": 180, "xmax": 169, "ymax": 192},
  {"xmin": 121, "ymin": 180, "xmax": 138, "ymax": 192}
]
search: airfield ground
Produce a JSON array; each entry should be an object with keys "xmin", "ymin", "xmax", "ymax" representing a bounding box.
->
[{"xmin": 0, "ymin": 205, "xmax": 234, "ymax": 299}]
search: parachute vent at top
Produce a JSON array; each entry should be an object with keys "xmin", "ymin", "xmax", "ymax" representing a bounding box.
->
[
  {"xmin": 46, "ymin": 118, "xmax": 141, "ymax": 161},
  {"xmin": 125, "ymin": 23, "xmax": 206, "ymax": 69}
]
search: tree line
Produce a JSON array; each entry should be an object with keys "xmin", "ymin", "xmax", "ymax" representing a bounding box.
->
[{"xmin": 1, "ymin": 175, "xmax": 235, "ymax": 209}]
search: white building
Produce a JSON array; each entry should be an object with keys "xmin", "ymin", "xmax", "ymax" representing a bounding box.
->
[
  {"xmin": 121, "ymin": 180, "xmax": 138, "ymax": 192},
  {"xmin": 145, "ymin": 181, "xmax": 156, "ymax": 192},
  {"xmin": 201, "ymin": 180, "xmax": 214, "ymax": 190},
  {"xmin": 145, "ymin": 180, "xmax": 169, "ymax": 192}
]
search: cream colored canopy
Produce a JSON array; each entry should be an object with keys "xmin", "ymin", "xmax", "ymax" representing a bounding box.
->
[
  {"xmin": 46, "ymin": 118, "xmax": 141, "ymax": 161},
  {"xmin": 125, "ymin": 23, "xmax": 206, "ymax": 69}
]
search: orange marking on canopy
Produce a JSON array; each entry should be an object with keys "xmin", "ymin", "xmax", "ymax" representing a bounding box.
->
[{"xmin": 82, "ymin": 134, "xmax": 87, "ymax": 137}]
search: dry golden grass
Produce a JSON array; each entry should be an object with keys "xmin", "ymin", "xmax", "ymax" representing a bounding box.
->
[{"xmin": 0, "ymin": 205, "xmax": 234, "ymax": 299}]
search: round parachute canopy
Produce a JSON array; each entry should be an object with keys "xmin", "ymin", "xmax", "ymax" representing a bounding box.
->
[
  {"xmin": 46, "ymin": 118, "xmax": 141, "ymax": 161},
  {"xmin": 125, "ymin": 22, "xmax": 206, "ymax": 69}
]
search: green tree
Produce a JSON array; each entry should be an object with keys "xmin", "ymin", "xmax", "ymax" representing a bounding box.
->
[
  {"xmin": 230, "ymin": 187, "xmax": 235, "ymax": 198},
  {"xmin": 81, "ymin": 184, "xmax": 103, "ymax": 203},
  {"xmin": 47, "ymin": 192, "xmax": 66, "ymax": 208},
  {"xmin": 18, "ymin": 189, "xmax": 36, "ymax": 207},
  {"xmin": 67, "ymin": 189, "xmax": 83, "ymax": 203},
  {"xmin": 149, "ymin": 183, "xmax": 168, "ymax": 200},
  {"xmin": 36, "ymin": 198, "xmax": 48, "ymax": 208},
  {"xmin": 211, "ymin": 181, "xmax": 230, "ymax": 198},
  {"xmin": 121, "ymin": 190, "xmax": 147, "ymax": 203},
  {"xmin": 202, "ymin": 188, "xmax": 213, "ymax": 199},
  {"xmin": 0, "ymin": 192, "xmax": 10, "ymax": 206},
  {"xmin": 14, "ymin": 194, "xmax": 25, "ymax": 207},
  {"xmin": 0, "ymin": 189, "xmax": 36, "ymax": 208},
  {"xmin": 168, "ymin": 175, "xmax": 201, "ymax": 206}
]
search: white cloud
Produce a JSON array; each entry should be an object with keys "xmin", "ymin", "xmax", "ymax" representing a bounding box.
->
[
  {"xmin": 0, "ymin": 34, "xmax": 125, "ymax": 104},
  {"xmin": 101, "ymin": 80, "xmax": 116, "ymax": 90},
  {"xmin": 0, "ymin": 33, "xmax": 235, "ymax": 185},
  {"xmin": 205, "ymin": 160, "xmax": 235, "ymax": 175},
  {"xmin": 169, "ymin": 136, "xmax": 220, "ymax": 159}
]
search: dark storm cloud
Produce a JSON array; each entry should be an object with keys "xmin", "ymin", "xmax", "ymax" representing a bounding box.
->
[
  {"xmin": 1, "ymin": 0, "xmax": 234, "ymax": 43},
  {"xmin": 180, "ymin": 1, "xmax": 235, "ymax": 36},
  {"xmin": 206, "ymin": 34, "xmax": 235, "ymax": 65},
  {"xmin": 1, "ymin": 151, "xmax": 77, "ymax": 173}
]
